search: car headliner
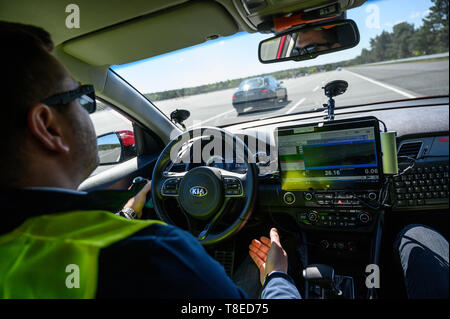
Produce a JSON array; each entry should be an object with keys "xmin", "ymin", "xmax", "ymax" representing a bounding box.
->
[{"xmin": 0, "ymin": 0, "xmax": 366, "ymax": 66}]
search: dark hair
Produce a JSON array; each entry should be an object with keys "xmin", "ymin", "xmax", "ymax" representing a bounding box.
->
[
  {"xmin": 0, "ymin": 21, "xmax": 55, "ymax": 51},
  {"xmin": 323, "ymin": 28, "xmax": 338, "ymax": 45},
  {"xmin": 0, "ymin": 21, "xmax": 66, "ymax": 185}
]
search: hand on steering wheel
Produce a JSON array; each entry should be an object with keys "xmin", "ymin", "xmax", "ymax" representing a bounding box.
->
[{"xmin": 123, "ymin": 179, "xmax": 151, "ymax": 219}]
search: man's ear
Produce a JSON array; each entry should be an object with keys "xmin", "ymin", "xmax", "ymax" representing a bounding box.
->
[{"xmin": 27, "ymin": 103, "xmax": 70, "ymax": 154}]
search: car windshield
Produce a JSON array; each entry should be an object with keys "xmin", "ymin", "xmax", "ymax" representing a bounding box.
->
[{"xmin": 112, "ymin": 0, "xmax": 449, "ymax": 128}]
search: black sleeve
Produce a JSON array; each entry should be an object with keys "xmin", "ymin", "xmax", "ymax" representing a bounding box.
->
[{"xmin": 96, "ymin": 223, "xmax": 247, "ymax": 298}]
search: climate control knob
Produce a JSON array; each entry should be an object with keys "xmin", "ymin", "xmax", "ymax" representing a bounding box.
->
[
  {"xmin": 283, "ymin": 192, "xmax": 296, "ymax": 205},
  {"xmin": 320, "ymin": 240, "xmax": 330, "ymax": 249},
  {"xmin": 307, "ymin": 211, "xmax": 319, "ymax": 223},
  {"xmin": 358, "ymin": 212, "xmax": 371, "ymax": 224},
  {"xmin": 368, "ymin": 192, "xmax": 377, "ymax": 200}
]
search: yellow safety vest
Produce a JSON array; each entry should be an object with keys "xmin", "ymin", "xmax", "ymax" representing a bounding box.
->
[{"xmin": 0, "ymin": 210, "xmax": 165, "ymax": 298}]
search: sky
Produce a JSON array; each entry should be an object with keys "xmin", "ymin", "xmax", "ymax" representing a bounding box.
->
[{"xmin": 112, "ymin": 0, "xmax": 434, "ymax": 94}]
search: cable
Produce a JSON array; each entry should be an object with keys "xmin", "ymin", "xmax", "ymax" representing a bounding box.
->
[
  {"xmin": 378, "ymin": 119, "xmax": 388, "ymax": 132},
  {"xmin": 351, "ymin": 176, "xmax": 392, "ymax": 210},
  {"xmin": 351, "ymin": 192, "xmax": 383, "ymax": 210},
  {"xmin": 394, "ymin": 155, "xmax": 417, "ymax": 177},
  {"xmin": 380, "ymin": 179, "xmax": 392, "ymax": 208}
]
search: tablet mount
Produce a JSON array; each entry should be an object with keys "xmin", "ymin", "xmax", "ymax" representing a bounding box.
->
[{"xmin": 323, "ymin": 80, "xmax": 348, "ymax": 121}]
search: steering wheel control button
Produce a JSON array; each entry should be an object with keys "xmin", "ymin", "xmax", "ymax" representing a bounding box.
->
[
  {"xmin": 283, "ymin": 192, "xmax": 296, "ymax": 205},
  {"xmin": 224, "ymin": 177, "xmax": 243, "ymax": 197},
  {"xmin": 161, "ymin": 178, "xmax": 180, "ymax": 196}
]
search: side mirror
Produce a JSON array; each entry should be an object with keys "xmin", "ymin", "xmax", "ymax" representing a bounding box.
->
[
  {"xmin": 97, "ymin": 130, "xmax": 136, "ymax": 165},
  {"xmin": 258, "ymin": 19, "xmax": 360, "ymax": 64}
]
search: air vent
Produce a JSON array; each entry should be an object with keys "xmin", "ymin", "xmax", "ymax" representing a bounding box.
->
[{"xmin": 398, "ymin": 142, "xmax": 422, "ymax": 159}]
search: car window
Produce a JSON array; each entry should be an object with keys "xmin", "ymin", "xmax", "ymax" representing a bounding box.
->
[
  {"xmin": 89, "ymin": 100, "xmax": 136, "ymax": 176},
  {"xmin": 240, "ymin": 78, "xmax": 264, "ymax": 90}
]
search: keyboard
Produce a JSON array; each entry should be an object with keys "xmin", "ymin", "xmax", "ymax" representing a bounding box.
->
[{"xmin": 392, "ymin": 162, "xmax": 449, "ymax": 209}]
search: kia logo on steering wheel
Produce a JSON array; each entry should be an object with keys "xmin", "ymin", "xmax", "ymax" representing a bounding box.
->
[{"xmin": 190, "ymin": 186, "xmax": 208, "ymax": 198}]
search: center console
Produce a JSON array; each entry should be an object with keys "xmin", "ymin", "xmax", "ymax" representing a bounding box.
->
[
  {"xmin": 268, "ymin": 117, "xmax": 387, "ymax": 298},
  {"xmin": 276, "ymin": 117, "xmax": 385, "ymax": 233}
]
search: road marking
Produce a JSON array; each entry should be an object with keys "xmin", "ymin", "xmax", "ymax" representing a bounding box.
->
[
  {"xmin": 313, "ymin": 86, "xmax": 320, "ymax": 92},
  {"xmin": 195, "ymin": 109, "xmax": 235, "ymax": 126},
  {"xmin": 285, "ymin": 97, "xmax": 306, "ymax": 114},
  {"xmin": 345, "ymin": 69, "xmax": 417, "ymax": 99}
]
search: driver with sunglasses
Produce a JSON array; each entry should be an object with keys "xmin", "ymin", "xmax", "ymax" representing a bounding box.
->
[
  {"xmin": 294, "ymin": 27, "xmax": 342, "ymax": 56},
  {"xmin": 0, "ymin": 21, "xmax": 301, "ymax": 300}
]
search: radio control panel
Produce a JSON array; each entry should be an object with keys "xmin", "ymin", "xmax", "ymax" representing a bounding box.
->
[
  {"xmin": 297, "ymin": 208, "xmax": 375, "ymax": 232},
  {"xmin": 280, "ymin": 190, "xmax": 381, "ymax": 232}
]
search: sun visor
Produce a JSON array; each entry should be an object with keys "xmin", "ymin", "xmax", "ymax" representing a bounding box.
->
[{"xmin": 60, "ymin": 1, "xmax": 238, "ymax": 66}]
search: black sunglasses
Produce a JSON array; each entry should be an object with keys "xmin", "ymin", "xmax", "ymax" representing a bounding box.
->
[
  {"xmin": 41, "ymin": 84, "xmax": 96, "ymax": 114},
  {"xmin": 297, "ymin": 42, "xmax": 336, "ymax": 55}
]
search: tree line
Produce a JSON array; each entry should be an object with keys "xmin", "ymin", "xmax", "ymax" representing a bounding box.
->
[
  {"xmin": 353, "ymin": 0, "xmax": 448, "ymax": 64},
  {"xmin": 145, "ymin": 0, "xmax": 448, "ymax": 102}
]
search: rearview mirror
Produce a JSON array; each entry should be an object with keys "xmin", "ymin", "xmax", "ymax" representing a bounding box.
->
[{"xmin": 258, "ymin": 19, "xmax": 359, "ymax": 64}]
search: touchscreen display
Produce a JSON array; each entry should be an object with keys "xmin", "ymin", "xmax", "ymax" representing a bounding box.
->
[{"xmin": 277, "ymin": 120, "xmax": 381, "ymax": 191}]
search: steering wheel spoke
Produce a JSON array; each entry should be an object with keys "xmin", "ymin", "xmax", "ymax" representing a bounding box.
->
[{"xmin": 197, "ymin": 198, "xmax": 231, "ymax": 241}]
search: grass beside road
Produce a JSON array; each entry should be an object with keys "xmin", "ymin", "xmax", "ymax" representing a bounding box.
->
[
  {"xmin": 392, "ymin": 56, "xmax": 448, "ymax": 65},
  {"xmin": 364, "ymin": 56, "xmax": 449, "ymax": 67}
]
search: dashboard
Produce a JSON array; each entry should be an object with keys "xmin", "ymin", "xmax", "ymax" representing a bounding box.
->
[
  {"xmin": 158, "ymin": 98, "xmax": 449, "ymax": 236},
  {"xmin": 223, "ymin": 98, "xmax": 449, "ymax": 234}
]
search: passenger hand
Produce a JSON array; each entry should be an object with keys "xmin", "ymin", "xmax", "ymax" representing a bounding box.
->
[
  {"xmin": 249, "ymin": 228, "xmax": 288, "ymax": 286},
  {"xmin": 123, "ymin": 179, "xmax": 151, "ymax": 219}
]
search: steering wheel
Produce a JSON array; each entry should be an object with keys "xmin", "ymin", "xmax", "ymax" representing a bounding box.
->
[{"xmin": 151, "ymin": 127, "xmax": 257, "ymax": 245}]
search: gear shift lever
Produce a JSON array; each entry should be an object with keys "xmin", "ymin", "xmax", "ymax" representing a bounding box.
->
[
  {"xmin": 303, "ymin": 264, "xmax": 342, "ymax": 298},
  {"xmin": 303, "ymin": 264, "xmax": 334, "ymax": 287}
]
